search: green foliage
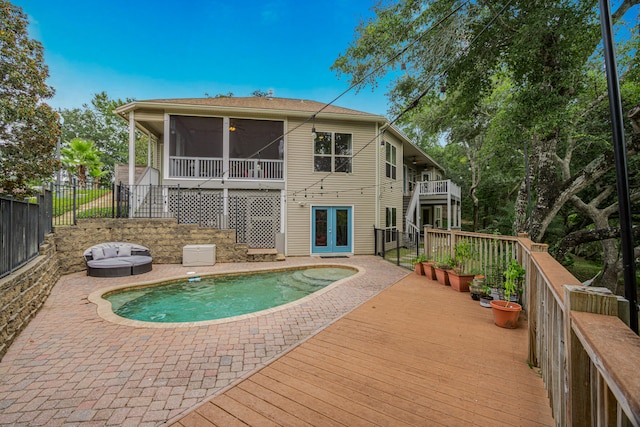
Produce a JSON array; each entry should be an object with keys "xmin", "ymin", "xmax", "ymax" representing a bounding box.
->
[
  {"xmin": 59, "ymin": 92, "xmax": 149, "ymax": 180},
  {"xmin": 0, "ymin": 1, "xmax": 60, "ymax": 197},
  {"xmin": 51, "ymin": 188, "xmax": 110, "ymax": 216},
  {"xmin": 332, "ymin": 0, "xmax": 640, "ymax": 254},
  {"xmin": 503, "ymin": 259, "xmax": 525, "ymax": 302},
  {"xmin": 453, "ymin": 239, "xmax": 474, "ymax": 272},
  {"xmin": 60, "ymin": 138, "xmax": 103, "ymax": 188},
  {"xmin": 412, "ymin": 253, "xmax": 427, "ymax": 264},
  {"xmin": 76, "ymin": 207, "xmax": 112, "ymax": 219}
]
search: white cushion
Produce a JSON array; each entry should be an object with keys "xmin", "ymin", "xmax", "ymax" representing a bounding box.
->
[
  {"xmin": 118, "ymin": 245, "xmax": 132, "ymax": 257},
  {"xmin": 103, "ymin": 247, "xmax": 118, "ymax": 258},
  {"xmin": 91, "ymin": 248, "xmax": 105, "ymax": 260}
]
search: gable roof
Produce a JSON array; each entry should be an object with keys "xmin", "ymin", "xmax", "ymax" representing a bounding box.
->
[{"xmin": 115, "ymin": 97, "xmax": 383, "ymax": 120}]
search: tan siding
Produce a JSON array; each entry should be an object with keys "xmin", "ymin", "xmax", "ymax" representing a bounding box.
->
[{"xmin": 285, "ymin": 118, "xmax": 379, "ymax": 256}]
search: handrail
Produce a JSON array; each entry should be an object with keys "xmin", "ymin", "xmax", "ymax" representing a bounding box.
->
[{"xmin": 426, "ymin": 228, "xmax": 640, "ymax": 426}]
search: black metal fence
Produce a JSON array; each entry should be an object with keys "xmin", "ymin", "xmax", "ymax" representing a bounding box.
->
[
  {"xmin": 1, "ymin": 189, "xmax": 52, "ymax": 278},
  {"xmin": 374, "ymin": 227, "xmax": 422, "ymax": 271},
  {"xmin": 49, "ymin": 183, "xmax": 281, "ymax": 247},
  {"xmin": 51, "ymin": 182, "xmax": 118, "ymax": 226}
]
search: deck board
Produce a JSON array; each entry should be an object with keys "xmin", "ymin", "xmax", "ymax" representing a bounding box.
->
[{"xmin": 170, "ymin": 273, "xmax": 554, "ymax": 426}]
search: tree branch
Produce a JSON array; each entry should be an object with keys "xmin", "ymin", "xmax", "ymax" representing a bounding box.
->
[{"xmin": 556, "ymin": 225, "xmax": 640, "ymax": 261}]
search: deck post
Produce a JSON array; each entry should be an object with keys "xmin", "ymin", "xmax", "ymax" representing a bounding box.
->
[
  {"xmin": 564, "ymin": 285, "xmax": 620, "ymax": 426},
  {"xmin": 424, "ymin": 226, "xmax": 433, "ymax": 260}
]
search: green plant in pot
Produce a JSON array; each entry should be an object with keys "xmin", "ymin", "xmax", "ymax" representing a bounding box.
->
[
  {"xmin": 503, "ymin": 258, "xmax": 525, "ymax": 303},
  {"xmin": 448, "ymin": 240, "xmax": 476, "ymax": 292},
  {"xmin": 433, "ymin": 255, "xmax": 453, "ymax": 286},
  {"xmin": 490, "ymin": 259, "xmax": 525, "ymax": 328},
  {"xmin": 413, "ymin": 253, "xmax": 427, "ymax": 275}
]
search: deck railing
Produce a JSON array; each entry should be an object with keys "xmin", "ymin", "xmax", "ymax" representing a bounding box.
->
[
  {"xmin": 169, "ymin": 156, "xmax": 284, "ymax": 180},
  {"xmin": 418, "ymin": 179, "xmax": 462, "ymax": 198},
  {"xmin": 169, "ymin": 156, "xmax": 224, "ymax": 179},
  {"xmin": 425, "ymin": 228, "xmax": 640, "ymax": 426},
  {"xmin": 228, "ymin": 158, "xmax": 283, "ymax": 179}
]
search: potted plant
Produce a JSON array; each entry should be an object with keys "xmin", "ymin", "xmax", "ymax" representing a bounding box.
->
[
  {"xmin": 413, "ymin": 254, "xmax": 427, "ymax": 275},
  {"xmin": 422, "ymin": 257, "xmax": 437, "ymax": 281},
  {"xmin": 489, "ymin": 259, "xmax": 525, "ymax": 328},
  {"xmin": 433, "ymin": 255, "xmax": 453, "ymax": 286},
  {"xmin": 447, "ymin": 240, "xmax": 476, "ymax": 292},
  {"xmin": 469, "ymin": 272, "xmax": 485, "ymax": 300},
  {"xmin": 479, "ymin": 283, "xmax": 493, "ymax": 307}
]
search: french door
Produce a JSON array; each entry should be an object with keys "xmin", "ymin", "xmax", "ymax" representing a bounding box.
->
[{"xmin": 312, "ymin": 206, "xmax": 352, "ymax": 254}]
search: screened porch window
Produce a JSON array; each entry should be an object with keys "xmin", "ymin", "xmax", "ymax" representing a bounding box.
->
[
  {"xmin": 229, "ymin": 118, "xmax": 284, "ymax": 159},
  {"xmin": 169, "ymin": 116, "xmax": 223, "ymax": 157}
]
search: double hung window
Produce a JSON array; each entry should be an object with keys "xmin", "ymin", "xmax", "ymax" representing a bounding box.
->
[
  {"xmin": 385, "ymin": 142, "xmax": 396, "ymax": 179},
  {"xmin": 385, "ymin": 207, "xmax": 397, "ymax": 243},
  {"xmin": 314, "ymin": 132, "xmax": 352, "ymax": 173}
]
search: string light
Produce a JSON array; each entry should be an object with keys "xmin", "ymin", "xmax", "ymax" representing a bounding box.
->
[{"xmin": 180, "ymin": 0, "xmax": 506, "ymax": 200}]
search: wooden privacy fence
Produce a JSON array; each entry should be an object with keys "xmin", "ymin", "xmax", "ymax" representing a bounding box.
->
[{"xmin": 427, "ymin": 228, "xmax": 640, "ymax": 426}]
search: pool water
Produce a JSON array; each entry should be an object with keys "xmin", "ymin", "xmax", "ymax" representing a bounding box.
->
[{"xmin": 104, "ymin": 267, "xmax": 355, "ymax": 323}]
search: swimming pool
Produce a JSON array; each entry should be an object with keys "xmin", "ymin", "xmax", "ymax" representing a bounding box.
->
[{"xmin": 96, "ymin": 266, "xmax": 356, "ymax": 326}]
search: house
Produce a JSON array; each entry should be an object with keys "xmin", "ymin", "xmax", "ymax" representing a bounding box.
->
[{"xmin": 114, "ymin": 97, "xmax": 461, "ymax": 256}]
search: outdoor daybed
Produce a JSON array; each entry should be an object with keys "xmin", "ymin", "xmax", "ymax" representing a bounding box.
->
[{"xmin": 83, "ymin": 242, "xmax": 152, "ymax": 277}]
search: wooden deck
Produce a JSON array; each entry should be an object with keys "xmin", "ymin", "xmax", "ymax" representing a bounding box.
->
[{"xmin": 171, "ymin": 273, "xmax": 554, "ymax": 426}]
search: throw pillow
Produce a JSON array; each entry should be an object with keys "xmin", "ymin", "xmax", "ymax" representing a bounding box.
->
[
  {"xmin": 103, "ymin": 247, "xmax": 118, "ymax": 258},
  {"xmin": 118, "ymin": 245, "xmax": 132, "ymax": 257},
  {"xmin": 91, "ymin": 248, "xmax": 105, "ymax": 260}
]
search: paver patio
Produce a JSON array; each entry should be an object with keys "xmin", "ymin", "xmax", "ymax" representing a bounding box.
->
[{"xmin": 0, "ymin": 256, "xmax": 408, "ymax": 426}]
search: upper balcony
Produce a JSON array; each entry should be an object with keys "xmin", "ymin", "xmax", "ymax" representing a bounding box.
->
[{"xmin": 416, "ymin": 179, "xmax": 461, "ymax": 200}]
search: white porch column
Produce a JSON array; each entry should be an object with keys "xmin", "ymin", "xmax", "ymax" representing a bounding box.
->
[
  {"xmin": 223, "ymin": 117, "xmax": 230, "ymax": 182},
  {"xmin": 128, "ymin": 111, "xmax": 136, "ymax": 187},
  {"xmin": 147, "ymin": 131, "xmax": 152, "ymax": 167},
  {"xmin": 458, "ymin": 200, "xmax": 462, "ymax": 228}
]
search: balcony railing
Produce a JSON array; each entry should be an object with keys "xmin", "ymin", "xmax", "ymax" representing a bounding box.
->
[
  {"xmin": 228, "ymin": 158, "xmax": 283, "ymax": 180},
  {"xmin": 169, "ymin": 156, "xmax": 223, "ymax": 179},
  {"xmin": 424, "ymin": 227, "xmax": 640, "ymax": 426},
  {"xmin": 417, "ymin": 179, "xmax": 461, "ymax": 198},
  {"xmin": 169, "ymin": 156, "xmax": 283, "ymax": 180}
]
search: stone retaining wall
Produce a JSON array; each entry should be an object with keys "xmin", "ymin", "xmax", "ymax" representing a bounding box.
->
[
  {"xmin": 54, "ymin": 218, "xmax": 258, "ymax": 275},
  {"xmin": 0, "ymin": 235, "xmax": 60, "ymax": 361}
]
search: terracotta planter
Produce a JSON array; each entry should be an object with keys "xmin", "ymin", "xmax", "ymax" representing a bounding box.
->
[
  {"xmin": 433, "ymin": 266, "xmax": 450, "ymax": 286},
  {"xmin": 447, "ymin": 271, "xmax": 474, "ymax": 292},
  {"xmin": 414, "ymin": 262, "xmax": 425, "ymax": 275},
  {"xmin": 489, "ymin": 300, "xmax": 522, "ymax": 329},
  {"xmin": 422, "ymin": 262, "xmax": 436, "ymax": 280}
]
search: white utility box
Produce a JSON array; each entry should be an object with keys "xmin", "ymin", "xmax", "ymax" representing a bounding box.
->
[{"xmin": 182, "ymin": 244, "xmax": 216, "ymax": 267}]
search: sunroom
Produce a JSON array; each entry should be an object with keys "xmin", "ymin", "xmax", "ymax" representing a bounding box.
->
[{"xmin": 168, "ymin": 115, "xmax": 284, "ymax": 182}]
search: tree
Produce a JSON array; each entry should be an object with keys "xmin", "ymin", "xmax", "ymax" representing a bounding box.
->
[
  {"xmin": 0, "ymin": 1, "xmax": 60, "ymax": 197},
  {"xmin": 60, "ymin": 138, "xmax": 102, "ymax": 189},
  {"xmin": 332, "ymin": 0, "xmax": 638, "ymax": 242},
  {"xmin": 59, "ymin": 92, "xmax": 148, "ymax": 180}
]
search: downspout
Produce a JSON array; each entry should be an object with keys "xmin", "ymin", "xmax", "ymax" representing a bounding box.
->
[{"xmin": 375, "ymin": 123, "xmax": 382, "ymax": 229}]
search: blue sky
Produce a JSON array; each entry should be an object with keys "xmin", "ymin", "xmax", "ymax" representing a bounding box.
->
[{"xmin": 16, "ymin": 0, "xmax": 392, "ymax": 116}]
